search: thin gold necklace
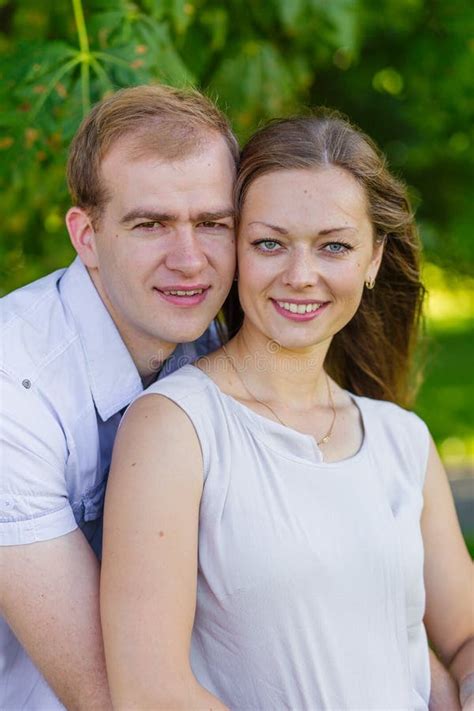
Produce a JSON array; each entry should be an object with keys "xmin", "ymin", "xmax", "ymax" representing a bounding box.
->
[{"xmin": 221, "ymin": 344, "xmax": 336, "ymax": 446}]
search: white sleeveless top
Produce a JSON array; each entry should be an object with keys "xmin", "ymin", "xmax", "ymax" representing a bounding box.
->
[{"xmin": 141, "ymin": 364, "xmax": 430, "ymax": 711}]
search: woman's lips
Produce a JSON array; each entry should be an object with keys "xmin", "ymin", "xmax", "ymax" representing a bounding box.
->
[{"xmin": 271, "ymin": 298, "xmax": 329, "ymax": 321}]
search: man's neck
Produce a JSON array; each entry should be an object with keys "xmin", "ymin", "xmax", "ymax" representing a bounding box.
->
[
  {"xmin": 115, "ymin": 329, "xmax": 175, "ymax": 384},
  {"xmin": 141, "ymin": 368, "xmax": 162, "ymax": 389},
  {"xmin": 86, "ymin": 267, "xmax": 176, "ymax": 383}
]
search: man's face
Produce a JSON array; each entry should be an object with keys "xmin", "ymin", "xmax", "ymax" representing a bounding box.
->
[{"xmin": 87, "ymin": 134, "xmax": 236, "ymax": 370}]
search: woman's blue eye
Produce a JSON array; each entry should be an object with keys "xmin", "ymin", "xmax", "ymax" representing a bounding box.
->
[
  {"xmin": 254, "ymin": 240, "xmax": 281, "ymax": 252},
  {"xmin": 323, "ymin": 242, "xmax": 351, "ymax": 254}
]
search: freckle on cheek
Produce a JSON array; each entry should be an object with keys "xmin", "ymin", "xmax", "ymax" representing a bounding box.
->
[{"xmin": 159, "ymin": 530, "xmax": 165, "ymax": 538}]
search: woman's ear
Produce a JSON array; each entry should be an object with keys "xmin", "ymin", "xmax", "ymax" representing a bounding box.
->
[
  {"xmin": 65, "ymin": 207, "xmax": 99, "ymax": 268},
  {"xmin": 365, "ymin": 234, "xmax": 386, "ymax": 285}
]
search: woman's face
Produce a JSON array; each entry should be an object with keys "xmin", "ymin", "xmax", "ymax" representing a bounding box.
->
[{"xmin": 237, "ymin": 166, "xmax": 384, "ymax": 351}]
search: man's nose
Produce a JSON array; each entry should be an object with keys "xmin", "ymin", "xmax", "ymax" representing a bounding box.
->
[
  {"xmin": 283, "ymin": 249, "xmax": 319, "ymax": 290},
  {"xmin": 165, "ymin": 226, "xmax": 208, "ymax": 275}
]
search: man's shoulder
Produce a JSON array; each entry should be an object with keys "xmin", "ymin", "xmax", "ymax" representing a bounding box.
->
[
  {"xmin": 1, "ymin": 266, "xmax": 69, "ymax": 320},
  {"xmin": 1, "ymin": 265, "xmax": 80, "ymax": 381}
]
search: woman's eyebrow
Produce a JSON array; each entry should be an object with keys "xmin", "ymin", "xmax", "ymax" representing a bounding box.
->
[
  {"xmin": 247, "ymin": 221, "xmax": 357, "ymax": 235},
  {"xmin": 318, "ymin": 226, "xmax": 357, "ymax": 235},
  {"xmin": 247, "ymin": 221, "xmax": 288, "ymax": 234}
]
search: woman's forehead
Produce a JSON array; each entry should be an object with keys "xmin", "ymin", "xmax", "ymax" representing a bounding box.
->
[{"xmin": 240, "ymin": 166, "xmax": 369, "ymax": 228}]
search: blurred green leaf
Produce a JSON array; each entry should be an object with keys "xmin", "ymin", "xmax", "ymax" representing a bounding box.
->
[
  {"xmin": 200, "ymin": 8, "xmax": 228, "ymax": 51},
  {"xmin": 170, "ymin": 0, "xmax": 195, "ymax": 36},
  {"xmin": 274, "ymin": 0, "xmax": 305, "ymax": 31}
]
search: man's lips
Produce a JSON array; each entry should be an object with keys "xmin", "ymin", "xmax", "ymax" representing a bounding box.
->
[
  {"xmin": 271, "ymin": 298, "xmax": 329, "ymax": 321},
  {"xmin": 154, "ymin": 285, "xmax": 210, "ymax": 307}
]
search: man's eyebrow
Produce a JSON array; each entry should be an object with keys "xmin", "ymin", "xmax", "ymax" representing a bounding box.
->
[
  {"xmin": 120, "ymin": 210, "xmax": 176, "ymax": 225},
  {"xmin": 195, "ymin": 209, "xmax": 235, "ymax": 222},
  {"xmin": 248, "ymin": 221, "xmax": 356, "ymax": 236},
  {"xmin": 120, "ymin": 208, "xmax": 235, "ymax": 225}
]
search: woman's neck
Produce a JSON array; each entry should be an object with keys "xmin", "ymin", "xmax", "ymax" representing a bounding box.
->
[{"xmin": 225, "ymin": 321, "xmax": 333, "ymax": 410}]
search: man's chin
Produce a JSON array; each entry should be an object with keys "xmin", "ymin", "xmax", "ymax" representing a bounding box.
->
[
  {"xmin": 155, "ymin": 323, "xmax": 211, "ymax": 346},
  {"xmin": 173, "ymin": 325, "xmax": 210, "ymax": 344}
]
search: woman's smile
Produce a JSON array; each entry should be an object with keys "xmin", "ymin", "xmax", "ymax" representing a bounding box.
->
[{"xmin": 271, "ymin": 298, "xmax": 330, "ymax": 321}]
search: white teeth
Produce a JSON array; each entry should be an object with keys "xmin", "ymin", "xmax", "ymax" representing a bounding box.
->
[
  {"xmin": 163, "ymin": 289, "xmax": 203, "ymax": 296},
  {"xmin": 277, "ymin": 301, "xmax": 322, "ymax": 314}
]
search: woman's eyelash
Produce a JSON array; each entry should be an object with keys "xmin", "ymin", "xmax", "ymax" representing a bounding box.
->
[
  {"xmin": 251, "ymin": 239, "xmax": 354, "ymax": 254},
  {"xmin": 322, "ymin": 241, "xmax": 353, "ymax": 253},
  {"xmin": 252, "ymin": 239, "xmax": 282, "ymax": 251}
]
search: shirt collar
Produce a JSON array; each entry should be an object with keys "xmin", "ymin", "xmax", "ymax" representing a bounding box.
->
[{"xmin": 59, "ymin": 257, "xmax": 143, "ymax": 421}]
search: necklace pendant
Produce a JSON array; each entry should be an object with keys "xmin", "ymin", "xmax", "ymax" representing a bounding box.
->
[{"xmin": 319, "ymin": 435, "xmax": 330, "ymax": 445}]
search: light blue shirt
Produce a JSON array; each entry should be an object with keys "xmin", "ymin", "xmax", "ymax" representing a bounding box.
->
[{"xmin": 0, "ymin": 256, "xmax": 221, "ymax": 709}]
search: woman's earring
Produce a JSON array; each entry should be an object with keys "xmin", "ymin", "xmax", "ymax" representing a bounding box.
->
[
  {"xmin": 365, "ymin": 277, "xmax": 375, "ymax": 290},
  {"xmin": 234, "ymin": 271, "xmax": 239, "ymax": 282}
]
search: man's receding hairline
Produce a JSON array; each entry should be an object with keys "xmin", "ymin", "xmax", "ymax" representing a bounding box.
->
[{"xmin": 99, "ymin": 126, "xmax": 236, "ymax": 169}]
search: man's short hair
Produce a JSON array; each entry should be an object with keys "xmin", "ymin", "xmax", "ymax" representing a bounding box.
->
[{"xmin": 67, "ymin": 84, "xmax": 239, "ymax": 222}]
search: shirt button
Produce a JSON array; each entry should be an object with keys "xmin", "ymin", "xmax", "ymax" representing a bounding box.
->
[{"xmin": 22, "ymin": 379, "xmax": 31, "ymax": 389}]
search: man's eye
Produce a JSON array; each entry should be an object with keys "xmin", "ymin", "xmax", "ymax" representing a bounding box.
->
[
  {"xmin": 322, "ymin": 242, "xmax": 352, "ymax": 254},
  {"xmin": 198, "ymin": 221, "xmax": 229, "ymax": 230},
  {"xmin": 134, "ymin": 221, "xmax": 163, "ymax": 230},
  {"xmin": 253, "ymin": 239, "xmax": 282, "ymax": 252}
]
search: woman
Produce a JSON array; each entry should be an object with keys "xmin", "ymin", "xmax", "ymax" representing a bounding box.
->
[{"xmin": 101, "ymin": 113, "xmax": 473, "ymax": 710}]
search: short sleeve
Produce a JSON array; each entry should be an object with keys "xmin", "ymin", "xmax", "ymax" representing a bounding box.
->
[
  {"xmin": 0, "ymin": 373, "xmax": 77, "ymax": 545},
  {"xmin": 404, "ymin": 410, "xmax": 431, "ymax": 489},
  {"xmin": 365, "ymin": 397, "xmax": 431, "ymax": 492}
]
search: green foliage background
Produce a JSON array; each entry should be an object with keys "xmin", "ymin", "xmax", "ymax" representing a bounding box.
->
[
  {"xmin": 1, "ymin": 0, "xmax": 473, "ymax": 291},
  {"xmin": 0, "ymin": 0, "xmax": 473, "ymax": 480}
]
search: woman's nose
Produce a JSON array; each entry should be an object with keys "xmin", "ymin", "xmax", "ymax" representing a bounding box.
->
[{"xmin": 282, "ymin": 250, "xmax": 319, "ymax": 290}]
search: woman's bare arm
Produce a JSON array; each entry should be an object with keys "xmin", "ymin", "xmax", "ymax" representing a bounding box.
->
[
  {"xmin": 100, "ymin": 394, "xmax": 229, "ymax": 710},
  {"xmin": 422, "ymin": 438, "xmax": 474, "ymax": 710}
]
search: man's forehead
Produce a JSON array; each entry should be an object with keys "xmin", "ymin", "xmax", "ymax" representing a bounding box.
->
[
  {"xmin": 98, "ymin": 133, "xmax": 235, "ymax": 220},
  {"xmin": 100, "ymin": 130, "xmax": 234, "ymax": 172}
]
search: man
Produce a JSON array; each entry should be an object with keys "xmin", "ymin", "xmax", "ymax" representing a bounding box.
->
[{"xmin": 0, "ymin": 84, "xmax": 238, "ymax": 709}]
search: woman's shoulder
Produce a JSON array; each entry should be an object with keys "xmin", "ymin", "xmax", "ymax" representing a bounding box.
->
[
  {"xmin": 141, "ymin": 363, "xmax": 215, "ymax": 405},
  {"xmin": 118, "ymin": 365, "xmax": 211, "ymax": 439},
  {"xmin": 126, "ymin": 364, "xmax": 231, "ymax": 478},
  {"xmin": 127, "ymin": 363, "xmax": 226, "ymax": 439},
  {"xmin": 355, "ymin": 393, "xmax": 431, "ymax": 486},
  {"xmin": 354, "ymin": 393, "xmax": 427, "ymax": 428}
]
